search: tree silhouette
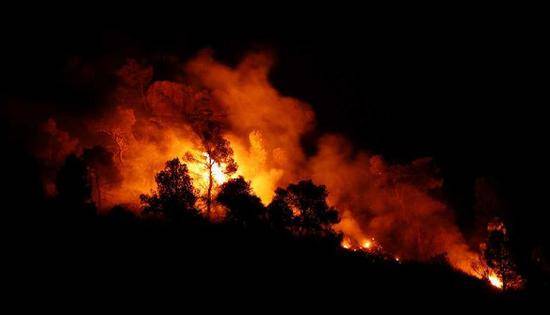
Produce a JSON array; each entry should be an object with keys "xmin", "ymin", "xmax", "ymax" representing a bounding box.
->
[
  {"xmin": 202, "ymin": 137, "xmax": 237, "ymax": 216},
  {"xmin": 482, "ymin": 218, "xmax": 523, "ymax": 290},
  {"xmin": 145, "ymin": 82, "xmax": 237, "ymax": 216},
  {"xmin": 217, "ymin": 176, "xmax": 265, "ymax": 228},
  {"xmin": 55, "ymin": 154, "xmax": 96, "ymax": 219},
  {"xmin": 266, "ymin": 188, "xmax": 294, "ymax": 233},
  {"xmin": 186, "ymin": 97, "xmax": 237, "ymax": 215},
  {"xmin": 82, "ymin": 145, "xmax": 121, "ymax": 209},
  {"xmin": 269, "ymin": 180, "xmax": 340, "ymax": 237},
  {"xmin": 140, "ymin": 158, "xmax": 199, "ymax": 221},
  {"xmin": 116, "ymin": 58, "xmax": 153, "ymax": 109}
]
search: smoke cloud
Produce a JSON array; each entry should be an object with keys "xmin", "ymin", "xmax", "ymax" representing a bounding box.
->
[{"xmin": 32, "ymin": 50, "xmax": 480, "ymax": 275}]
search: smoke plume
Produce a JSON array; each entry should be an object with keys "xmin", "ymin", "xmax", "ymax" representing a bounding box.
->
[{"xmin": 32, "ymin": 50, "xmax": 480, "ymax": 275}]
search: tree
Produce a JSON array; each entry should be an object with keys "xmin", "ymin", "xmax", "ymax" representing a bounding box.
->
[
  {"xmin": 82, "ymin": 145, "xmax": 121, "ymax": 209},
  {"xmin": 55, "ymin": 154, "xmax": 96, "ymax": 219},
  {"xmin": 473, "ymin": 177, "xmax": 504, "ymax": 245},
  {"xmin": 186, "ymin": 98, "xmax": 237, "ymax": 216},
  {"xmin": 146, "ymin": 82, "xmax": 237, "ymax": 216},
  {"xmin": 145, "ymin": 81, "xmax": 238, "ymax": 216},
  {"xmin": 140, "ymin": 158, "xmax": 199, "ymax": 221},
  {"xmin": 482, "ymin": 218, "xmax": 523, "ymax": 290},
  {"xmin": 268, "ymin": 180, "xmax": 340, "ymax": 237},
  {"xmin": 116, "ymin": 58, "xmax": 153, "ymax": 109},
  {"xmin": 201, "ymin": 136, "xmax": 237, "ymax": 216},
  {"xmin": 217, "ymin": 176, "xmax": 265, "ymax": 228},
  {"xmin": 266, "ymin": 188, "xmax": 294, "ymax": 233}
]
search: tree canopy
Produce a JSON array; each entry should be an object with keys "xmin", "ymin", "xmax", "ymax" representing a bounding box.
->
[
  {"xmin": 55, "ymin": 154, "xmax": 96, "ymax": 219},
  {"xmin": 217, "ymin": 176, "xmax": 265, "ymax": 228},
  {"xmin": 268, "ymin": 180, "xmax": 340, "ymax": 237},
  {"xmin": 140, "ymin": 158, "xmax": 199, "ymax": 221}
]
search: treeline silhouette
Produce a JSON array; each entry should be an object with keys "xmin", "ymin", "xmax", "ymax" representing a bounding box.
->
[{"xmin": 3, "ymin": 150, "xmax": 534, "ymax": 307}]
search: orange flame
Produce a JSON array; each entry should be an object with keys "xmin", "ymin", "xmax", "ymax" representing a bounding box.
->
[
  {"xmin": 361, "ymin": 239, "xmax": 373, "ymax": 250},
  {"xmin": 341, "ymin": 237, "xmax": 352, "ymax": 249}
]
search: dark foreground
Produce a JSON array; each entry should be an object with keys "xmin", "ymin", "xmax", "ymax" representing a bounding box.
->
[
  {"xmin": 4, "ymin": 211, "xmax": 540, "ymax": 311},
  {"xmin": 0, "ymin": 145, "xmax": 545, "ymax": 310}
]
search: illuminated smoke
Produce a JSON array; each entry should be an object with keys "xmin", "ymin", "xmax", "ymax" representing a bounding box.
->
[{"xmin": 34, "ymin": 50, "xmax": 486, "ymax": 278}]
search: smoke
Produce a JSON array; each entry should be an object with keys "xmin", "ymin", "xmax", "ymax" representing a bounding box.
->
[
  {"xmin": 31, "ymin": 50, "xmax": 480, "ymax": 274},
  {"xmin": 308, "ymin": 135, "xmax": 479, "ymax": 273},
  {"xmin": 185, "ymin": 51, "xmax": 315, "ymax": 199}
]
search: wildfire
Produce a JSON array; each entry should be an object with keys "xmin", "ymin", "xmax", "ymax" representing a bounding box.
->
[
  {"xmin": 342, "ymin": 233, "xmax": 507, "ymax": 289},
  {"xmin": 34, "ymin": 51, "xmax": 523, "ymax": 293},
  {"xmin": 488, "ymin": 272, "xmax": 503, "ymax": 289},
  {"xmin": 186, "ymin": 151, "xmax": 232, "ymax": 187},
  {"xmin": 340, "ymin": 236, "xmax": 379, "ymax": 253},
  {"xmin": 361, "ymin": 239, "xmax": 373, "ymax": 250},
  {"xmin": 341, "ymin": 237, "xmax": 352, "ymax": 249},
  {"xmin": 202, "ymin": 152, "xmax": 228, "ymax": 185}
]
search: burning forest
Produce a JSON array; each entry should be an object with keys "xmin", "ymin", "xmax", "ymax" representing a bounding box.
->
[
  {"xmin": 18, "ymin": 50, "xmax": 528, "ymax": 293},
  {"xmin": 4, "ymin": 6, "xmax": 550, "ymax": 309}
]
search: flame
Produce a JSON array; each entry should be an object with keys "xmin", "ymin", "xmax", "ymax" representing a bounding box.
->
[
  {"xmin": 361, "ymin": 239, "xmax": 373, "ymax": 250},
  {"xmin": 203, "ymin": 152, "xmax": 228, "ymax": 185},
  {"xmin": 341, "ymin": 237, "xmax": 352, "ymax": 249},
  {"xmin": 185, "ymin": 151, "xmax": 226, "ymax": 191},
  {"xmin": 340, "ymin": 235, "xmax": 379, "ymax": 253},
  {"xmin": 488, "ymin": 272, "xmax": 503, "ymax": 289}
]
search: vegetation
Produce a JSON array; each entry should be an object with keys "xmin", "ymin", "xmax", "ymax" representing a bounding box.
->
[
  {"xmin": 3, "ymin": 151, "xmax": 539, "ymax": 305},
  {"xmin": 140, "ymin": 158, "xmax": 199, "ymax": 221},
  {"xmin": 482, "ymin": 219, "xmax": 524, "ymax": 290},
  {"xmin": 55, "ymin": 154, "xmax": 96, "ymax": 220},
  {"xmin": 217, "ymin": 176, "xmax": 265, "ymax": 228}
]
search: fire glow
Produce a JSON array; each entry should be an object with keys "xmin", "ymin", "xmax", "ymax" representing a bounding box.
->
[
  {"xmin": 204, "ymin": 153, "xmax": 228, "ymax": 185},
  {"xmin": 362, "ymin": 239, "xmax": 373, "ymax": 250},
  {"xmin": 36, "ymin": 51, "xmax": 510, "ymax": 289},
  {"xmin": 488, "ymin": 272, "xmax": 504, "ymax": 289}
]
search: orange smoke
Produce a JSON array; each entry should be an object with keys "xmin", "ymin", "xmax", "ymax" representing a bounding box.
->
[
  {"xmin": 186, "ymin": 51, "xmax": 314, "ymax": 203},
  {"xmin": 309, "ymin": 135, "xmax": 482, "ymax": 275},
  {"xmin": 37, "ymin": 50, "xmax": 485, "ymax": 279}
]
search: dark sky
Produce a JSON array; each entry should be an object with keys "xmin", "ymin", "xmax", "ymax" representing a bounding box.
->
[{"xmin": 2, "ymin": 6, "xmax": 548, "ymax": 244}]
